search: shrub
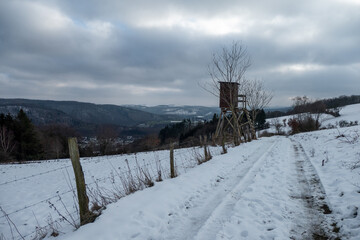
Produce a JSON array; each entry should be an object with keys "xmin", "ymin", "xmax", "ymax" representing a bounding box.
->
[
  {"xmin": 338, "ymin": 120, "xmax": 358, "ymax": 128},
  {"xmin": 258, "ymin": 130, "xmax": 276, "ymax": 137},
  {"xmin": 288, "ymin": 115, "xmax": 320, "ymax": 134},
  {"xmin": 288, "ymin": 118, "xmax": 300, "ymax": 134}
]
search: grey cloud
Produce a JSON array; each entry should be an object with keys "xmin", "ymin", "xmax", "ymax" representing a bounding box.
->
[{"xmin": 0, "ymin": 0, "xmax": 359, "ymax": 107}]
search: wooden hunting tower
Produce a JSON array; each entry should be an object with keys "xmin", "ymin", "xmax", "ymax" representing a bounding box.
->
[
  {"xmin": 219, "ymin": 82, "xmax": 239, "ymax": 109},
  {"xmin": 215, "ymin": 82, "xmax": 256, "ymax": 144}
]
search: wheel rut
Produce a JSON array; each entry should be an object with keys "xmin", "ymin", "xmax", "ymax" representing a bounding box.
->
[
  {"xmin": 164, "ymin": 140, "xmax": 277, "ymax": 240},
  {"xmin": 290, "ymin": 139, "xmax": 341, "ymax": 240}
]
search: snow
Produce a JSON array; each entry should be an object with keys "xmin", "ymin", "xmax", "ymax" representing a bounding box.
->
[
  {"xmin": 0, "ymin": 147, "xmax": 222, "ymax": 240},
  {"xmin": 292, "ymin": 127, "xmax": 360, "ymax": 238},
  {"xmin": 1, "ymin": 103, "xmax": 360, "ymax": 240},
  {"xmin": 263, "ymin": 103, "xmax": 360, "ymax": 134},
  {"xmin": 52, "ymin": 138, "xmax": 283, "ymax": 240},
  {"xmin": 164, "ymin": 109, "xmax": 197, "ymax": 115}
]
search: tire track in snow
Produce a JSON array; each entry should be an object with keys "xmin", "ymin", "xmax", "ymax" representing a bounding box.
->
[
  {"xmin": 289, "ymin": 139, "xmax": 341, "ymax": 240},
  {"xmin": 164, "ymin": 139, "xmax": 278, "ymax": 240}
]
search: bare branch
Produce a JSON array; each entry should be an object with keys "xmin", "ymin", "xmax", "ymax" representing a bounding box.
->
[
  {"xmin": 244, "ymin": 79, "xmax": 273, "ymax": 120},
  {"xmin": 245, "ymin": 79, "xmax": 273, "ymax": 110},
  {"xmin": 203, "ymin": 41, "xmax": 251, "ymax": 99},
  {"xmin": 0, "ymin": 126, "xmax": 16, "ymax": 156}
]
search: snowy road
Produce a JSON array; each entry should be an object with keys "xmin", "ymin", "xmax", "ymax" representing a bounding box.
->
[
  {"xmin": 58, "ymin": 136, "xmax": 342, "ymax": 240},
  {"xmin": 166, "ymin": 139, "xmax": 277, "ymax": 240}
]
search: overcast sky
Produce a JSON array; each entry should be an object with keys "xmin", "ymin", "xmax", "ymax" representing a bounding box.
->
[{"xmin": 0, "ymin": 0, "xmax": 359, "ymax": 107}]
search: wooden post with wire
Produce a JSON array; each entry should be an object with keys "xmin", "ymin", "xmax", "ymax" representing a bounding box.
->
[
  {"xmin": 203, "ymin": 135, "xmax": 208, "ymax": 161},
  {"xmin": 68, "ymin": 137, "xmax": 95, "ymax": 225},
  {"xmin": 170, "ymin": 143, "xmax": 176, "ymax": 178}
]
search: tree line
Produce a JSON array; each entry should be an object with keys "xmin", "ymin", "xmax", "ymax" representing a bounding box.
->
[
  {"xmin": 0, "ymin": 109, "xmax": 161, "ymax": 161},
  {"xmin": 267, "ymin": 95, "xmax": 360, "ymax": 136},
  {"xmin": 266, "ymin": 95, "xmax": 360, "ymax": 119},
  {"xmin": 0, "ymin": 108, "xmax": 265, "ymax": 162},
  {"xmin": 156, "ymin": 110, "xmax": 266, "ymax": 147},
  {"xmin": 0, "ymin": 109, "xmax": 78, "ymax": 162}
]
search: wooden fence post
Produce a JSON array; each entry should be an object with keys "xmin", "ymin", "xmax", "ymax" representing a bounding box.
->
[
  {"xmin": 211, "ymin": 133, "xmax": 216, "ymax": 146},
  {"xmin": 170, "ymin": 143, "xmax": 175, "ymax": 178},
  {"xmin": 221, "ymin": 134, "xmax": 227, "ymax": 154},
  {"xmin": 68, "ymin": 137, "xmax": 94, "ymax": 225},
  {"xmin": 204, "ymin": 135, "xmax": 208, "ymax": 161}
]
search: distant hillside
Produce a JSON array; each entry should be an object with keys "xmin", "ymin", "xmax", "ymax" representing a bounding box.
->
[
  {"xmin": 0, "ymin": 99, "xmax": 175, "ymax": 128},
  {"xmin": 123, "ymin": 105, "xmax": 220, "ymax": 120},
  {"xmin": 264, "ymin": 107, "xmax": 292, "ymax": 113}
]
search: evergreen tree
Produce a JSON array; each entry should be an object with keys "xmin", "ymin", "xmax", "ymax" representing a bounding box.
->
[
  {"xmin": 0, "ymin": 113, "xmax": 14, "ymax": 128},
  {"xmin": 211, "ymin": 114, "xmax": 218, "ymax": 124},
  {"xmin": 14, "ymin": 109, "xmax": 43, "ymax": 160},
  {"xmin": 158, "ymin": 119, "xmax": 191, "ymax": 144},
  {"xmin": 255, "ymin": 109, "xmax": 266, "ymax": 130}
]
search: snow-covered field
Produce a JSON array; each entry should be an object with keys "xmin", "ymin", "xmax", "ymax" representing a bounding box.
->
[
  {"xmin": 0, "ymin": 146, "xmax": 222, "ymax": 240},
  {"xmin": 1, "ymin": 103, "xmax": 360, "ymax": 240},
  {"xmin": 264, "ymin": 103, "xmax": 360, "ymax": 135}
]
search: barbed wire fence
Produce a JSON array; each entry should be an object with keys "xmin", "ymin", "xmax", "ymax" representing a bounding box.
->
[{"xmin": 0, "ymin": 137, "xmax": 224, "ymax": 240}]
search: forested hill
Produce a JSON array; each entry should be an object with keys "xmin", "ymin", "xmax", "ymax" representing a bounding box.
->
[
  {"xmin": 0, "ymin": 98, "xmax": 173, "ymax": 127},
  {"xmin": 122, "ymin": 105, "xmax": 219, "ymax": 118}
]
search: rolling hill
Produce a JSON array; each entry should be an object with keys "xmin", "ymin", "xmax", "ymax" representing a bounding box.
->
[{"xmin": 0, "ymin": 99, "xmax": 174, "ymax": 127}]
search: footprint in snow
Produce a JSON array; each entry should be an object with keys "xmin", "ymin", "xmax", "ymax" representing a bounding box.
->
[{"xmin": 241, "ymin": 230, "xmax": 248, "ymax": 237}]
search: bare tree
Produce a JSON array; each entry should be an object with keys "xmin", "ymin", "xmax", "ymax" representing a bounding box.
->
[
  {"xmin": 271, "ymin": 118, "xmax": 283, "ymax": 135},
  {"xmin": 97, "ymin": 125, "xmax": 118, "ymax": 155},
  {"xmin": 204, "ymin": 41, "xmax": 252, "ymax": 145},
  {"xmin": 204, "ymin": 41, "xmax": 273, "ymax": 144},
  {"xmin": 244, "ymin": 79, "xmax": 273, "ymax": 122},
  {"xmin": 292, "ymin": 96, "xmax": 311, "ymax": 114},
  {"xmin": 310, "ymin": 100, "xmax": 326, "ymax": 128},
  {"xmin": 49, "ymin": 136, "xmax": 63, "ymax": 159},
  {"xmin": 0, "ymin": 126, "xmax": 16, "ymax": 161},
  {"xmin": 206, "ymin": 41, "xmax": 251, "ymax": 98}
]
